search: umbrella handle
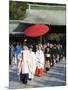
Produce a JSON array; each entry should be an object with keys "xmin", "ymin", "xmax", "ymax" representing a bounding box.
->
[{"xmin": 40, "ymin": 36, "xmax": 42, "ymax": 43}]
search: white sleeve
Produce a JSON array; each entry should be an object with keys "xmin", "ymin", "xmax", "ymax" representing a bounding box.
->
[
  {"xmin": 35, "ymin": 51, "xmax": 39, "ymax": 62},
  {"xmin": 40, "ymin": 52, "xmax": 45, "ymax": 63}
]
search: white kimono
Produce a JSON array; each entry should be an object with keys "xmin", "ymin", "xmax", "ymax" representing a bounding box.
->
[
  {"xmin": 18, "ymin": 50, "xmax": 30, "ymax": 75},
  {"xmin": 36, "ymin": 50, "xmax": 45, "ymax": 69},
  {"xmin": 28, "ymin": 51, "xmax": 36, "ymax": 79}
]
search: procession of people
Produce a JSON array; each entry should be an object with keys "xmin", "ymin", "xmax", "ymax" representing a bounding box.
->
[{"xmin": 9, "ymin": 41, "xmax": 65, "ymax": 84}]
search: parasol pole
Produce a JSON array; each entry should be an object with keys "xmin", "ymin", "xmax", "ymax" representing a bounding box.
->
[
  {"xmin": 44, "ymin": 35, "xmax": 45, "ymax": 44},
  {"xmin": 40, "ymin": 36, "xmax": 42, "ymax": 43}
]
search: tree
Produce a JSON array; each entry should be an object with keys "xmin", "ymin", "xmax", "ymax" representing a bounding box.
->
[
  {"xmin": 9, "ymin": 1, "xmax": 28, "ymax": 20},
  {"xmin": 47, "ymin": 33, "xmax": 65, "ymax": 42}
]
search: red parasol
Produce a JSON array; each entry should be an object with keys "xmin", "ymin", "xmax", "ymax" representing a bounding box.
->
[{"xmin": 24, "ymin": 24, "xmax": 49, "ymax": 37}]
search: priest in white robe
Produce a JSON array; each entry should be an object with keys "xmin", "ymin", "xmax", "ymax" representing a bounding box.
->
[{"xmin": 17, "ymin": 45, "xmax": 31, "ymax": 84}]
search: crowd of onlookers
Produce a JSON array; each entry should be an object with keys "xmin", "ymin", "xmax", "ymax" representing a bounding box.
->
[
  {"xmin": 9, "ymin": 42, "xmax": 66, "ymax": 84},
  {"xmin": 9, "ymin": 42, "xmax": 65, "ymax": 65}
]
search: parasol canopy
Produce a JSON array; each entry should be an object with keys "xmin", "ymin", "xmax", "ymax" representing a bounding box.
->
[{"xmin": 24, "ymin": 24, "xmax": 49, "ymax": 37}]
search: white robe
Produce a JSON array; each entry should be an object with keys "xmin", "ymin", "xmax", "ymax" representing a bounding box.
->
[
  {"xmin": 28, "ymin": 51, "xmax": 36, "ymax": 79},
  {"xmin": 18, "ymin": 50, "xmax": 30, "ymax": 75},
  {"xmin": 36, "ymin": 50, "xmax": 45, "ymax": 69}
]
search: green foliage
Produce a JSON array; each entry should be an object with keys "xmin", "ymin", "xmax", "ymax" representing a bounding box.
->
[
  {"xmin": 9, "ymin": 1, "xmax": 28, "ymax": 20},
  {"xmin": 47, "ymin": 33, "xmax": 64, "ymax": 41}
]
